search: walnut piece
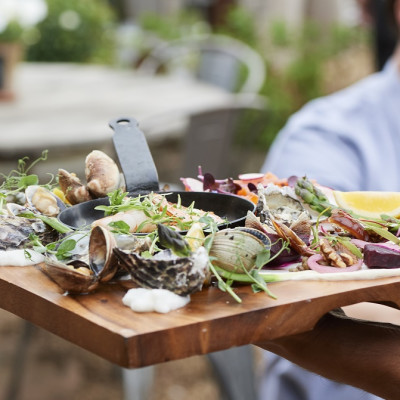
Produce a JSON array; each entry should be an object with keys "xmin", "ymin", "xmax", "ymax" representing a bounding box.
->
[{"xmin": 319, "ymin": 238, "xmax": 356, "ymax": 268}]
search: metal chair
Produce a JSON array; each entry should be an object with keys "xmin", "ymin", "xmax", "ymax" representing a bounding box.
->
[{"xmin": 138, "ymin": 34, "xmax": 266, "ymax": 94}]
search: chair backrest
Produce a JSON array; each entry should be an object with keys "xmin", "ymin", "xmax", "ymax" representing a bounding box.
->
[
  {"xmin": 138, "ymin": 34, "xmax": 266, "ymax": 94},
  {"xmin": 182, "ymin": 96, "xmax": 267, "ymax": 178}
]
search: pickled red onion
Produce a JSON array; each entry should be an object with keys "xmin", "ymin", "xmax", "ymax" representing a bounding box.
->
[{"xmin": 307, "ymin": 254, "xmax": 362, "ymax": 273}]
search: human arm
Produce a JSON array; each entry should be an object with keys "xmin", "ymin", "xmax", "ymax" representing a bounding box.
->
[{"xmin": 256, "ymin": 309, "xmax": 400, "ymax": 399}]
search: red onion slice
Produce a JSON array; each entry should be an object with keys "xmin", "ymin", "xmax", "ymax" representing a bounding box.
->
[{"xmin": 307, "ymin": 254, "xmax": 363, "ymax": 273}]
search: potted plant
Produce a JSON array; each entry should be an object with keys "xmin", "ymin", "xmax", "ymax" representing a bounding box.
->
[{"xmin": 0, "ymin": 0, "xmax": 47, "ymax": 100}]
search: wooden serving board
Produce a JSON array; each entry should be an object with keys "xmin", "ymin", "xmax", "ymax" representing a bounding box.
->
[{"xmin": 1, "ymin": 264, "xmax": 400, "ymax": 369}]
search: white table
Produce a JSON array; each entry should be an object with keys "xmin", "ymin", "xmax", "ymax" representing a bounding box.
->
[
  {"xmin": 0, "ymin": 62, "xmax": 236, "ymax": 150},
  {"xmin": 0, "ymin": 62, "xmax": 237, "ymax": 182}
]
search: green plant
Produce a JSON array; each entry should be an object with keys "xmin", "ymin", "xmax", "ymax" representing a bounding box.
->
[
  {"xmin": 26, "ymin": 0, "xmax": 116, "ymax": 63},
  {"xmin": 216, "ymin": 5, "xmax": 257, "ymax": 48},
  {"xmin": 139, "ymin": 10, "xmax": 208, "ymax": 41},
  {"xmin": 0, "ymin": 20, "xmax": 24, "ymax": 42}
]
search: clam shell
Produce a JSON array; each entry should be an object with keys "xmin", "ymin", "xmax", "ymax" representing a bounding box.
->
[
  {"xmin": 89, "ymin": 225, "xmax": 118, "ymax": 282},
  {"xmin": 41, "ymin": 257, "xmax": 98, "ymax": 294},
  {"xmin": 85, "ymin": 150, "xmax": 123, "ymax": 198},
  {"xmin": 114, "ymin": 247, "xmax": 208, "ymax": 296},
  {"xmin": 25, "ymin": 185, "xmax": 65, "ymax": 217},
  {"xmin": 209, "ymin": 228, "xmax": 267, "ymax": 273}
]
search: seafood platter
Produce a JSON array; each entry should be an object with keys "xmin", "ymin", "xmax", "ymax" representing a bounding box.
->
[{"xmin": 1, "ymin": 117, "xmax": 400, "ymax": 368}]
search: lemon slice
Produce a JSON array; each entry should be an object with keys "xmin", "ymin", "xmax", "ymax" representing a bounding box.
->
[
  {"xmin": 185, "ymin": 222, "xmax": 205, "ymax": 251},
  {"xmin": 333, "ymin": 191, "xmax": 400, "ymax": 219}
]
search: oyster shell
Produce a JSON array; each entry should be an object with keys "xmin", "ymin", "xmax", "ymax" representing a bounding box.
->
[
  {"xmin": 209, "ymin": 228, "xmax": 268, "ymax": 273},
  {"xmin": 0, "ymin": 215, "xmax": 59, "ymax": 250},
  {"xmin": 114, "ymin": 247, "xmax": 209, "ymax": 296},
  {"xmin": 256, "ymin": 184, "xmax": 309, "ymax": 227}
]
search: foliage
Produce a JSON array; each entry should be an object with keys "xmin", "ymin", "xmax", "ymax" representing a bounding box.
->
[
  {"xmin": 0, "ymin": 20, "xmax": 24, "ymax": 42},
  {"xmin": 25, "ymin": 0, "xmax": 117, "ymax": 63},
  {"xmin": 139, "ymin": 10, "xmax": 209, "ymax": 41},
  {"xmin": 215, "ymin": 5, "xmax": 258, "ymax": 48}
]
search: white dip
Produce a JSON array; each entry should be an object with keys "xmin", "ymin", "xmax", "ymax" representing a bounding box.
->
[
  {"xmin": 122, "ymin": 288, "xmax": 190, "ymax": 314},
  {"xmin": 0, "ymin": 249, "xmax": 45, "ymax": 266}
]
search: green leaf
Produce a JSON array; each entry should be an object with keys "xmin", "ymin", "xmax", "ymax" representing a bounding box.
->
[
  {"xmin": 108, "ymin": 220, "xmax": 131, "ymax": 235},
  {"xmin": 255, "ymin": 248, "xmax": 271, "ymax": 269},
  {"xmin": 218, "ymin": 280, "xmax": 227, "ymax": 292},
  {"xmin": 336, "ymin": 237, "xmax": 363, "ymax": 259},
  {"xmin": 17, "ymin": 174, "xmax": 39, "ymax": 189},
  {"xmin": 364, "ymin": 223, "xmax": 400, "ymax": 244}
]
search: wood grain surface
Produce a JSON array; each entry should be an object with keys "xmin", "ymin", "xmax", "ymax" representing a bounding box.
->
[{"xmin": 1, "ymin": 264, "xmax": 400, "ymax": 368}]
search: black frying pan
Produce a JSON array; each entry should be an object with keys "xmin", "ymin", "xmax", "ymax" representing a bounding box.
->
[{"xmin": 58, "ymin": 117, "xmax": 255, "ymax": 230}]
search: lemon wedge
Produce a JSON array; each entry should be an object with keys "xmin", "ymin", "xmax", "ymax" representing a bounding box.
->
[
  {"xmin": 333, "ymin": 191, "xmax": 400, "ymax": 219},
  {"xmin": 52, "ymin": 187, "xmax": 70, "ymax": 205},
  {"xmin": 185, "ymin": 222, "xmax": 205, "ymax": 251}
]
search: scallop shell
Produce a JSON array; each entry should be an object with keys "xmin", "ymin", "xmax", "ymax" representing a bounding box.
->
[
  {"xmin": 114, "ymin": 247, "xmax": 209, "ymax": 296},
  {"xmin": 209, "ymin": 228, "xmax": 268, "ymax": 273}
]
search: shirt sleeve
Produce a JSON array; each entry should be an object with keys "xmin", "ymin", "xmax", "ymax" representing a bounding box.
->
[{"xmin": 260, "ymin": 108, "xmax": 365, "ymax": 192}]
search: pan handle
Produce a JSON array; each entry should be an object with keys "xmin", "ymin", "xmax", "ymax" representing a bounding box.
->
[{"xmin": 109, "ymin": 117, "xmax": 160, "ymax": 193}]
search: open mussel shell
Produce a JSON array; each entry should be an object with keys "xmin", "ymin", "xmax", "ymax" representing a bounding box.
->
[
  {"xmin": 41, "ymin": 258, "xmax": 99, "ymax": 294},
  {"xmin": 114, "ymin": 247, "xmax": 208, "ymax": 296},
  {"xmin": 209, "ymin": 228, "xmax": 269, "ymax": 273}
]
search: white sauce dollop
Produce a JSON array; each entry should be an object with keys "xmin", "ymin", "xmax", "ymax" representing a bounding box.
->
[
  {"xmin": 122, "ymin": 288, "xmax": 190, "ymax": 314},
  {"xmin": 0, "ymin": 249, "xmax": 45, "ymax": 266}
]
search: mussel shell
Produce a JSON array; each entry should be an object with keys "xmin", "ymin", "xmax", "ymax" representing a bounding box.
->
[{"xmin": 114, "ymin": 248, "xmax": 208, "ymax": 296}]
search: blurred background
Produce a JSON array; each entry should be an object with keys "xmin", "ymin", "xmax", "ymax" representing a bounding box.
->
[{"xmin": 0, "ymin": 0, "xmax": 395, "ymax": 399}]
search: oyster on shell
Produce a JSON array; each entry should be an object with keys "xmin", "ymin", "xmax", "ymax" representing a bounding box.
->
[
  {"xmin": 0, "ymin": 215, "xmax": 59, "ymax": 250},
  {"xmin": 114, "ymin": 247, "xmax": 209, "ymax": 296},
  {"xmin": 256, "ymin": 184, "xmax": 309, "ymax": 227}
]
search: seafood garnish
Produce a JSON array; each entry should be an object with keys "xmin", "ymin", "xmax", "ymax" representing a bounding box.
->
[{"xmin": 94, "ymin": 191, "xmax": 225, "ymax": 233}]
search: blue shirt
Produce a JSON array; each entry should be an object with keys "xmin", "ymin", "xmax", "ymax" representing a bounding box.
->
[
  {"xmin": 258, "ymin": 64, "xmax": 398, "ymax": 400},
  {"xmin": 261, "ymin": 61, "xmax": 400, "ymax": 191}
]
